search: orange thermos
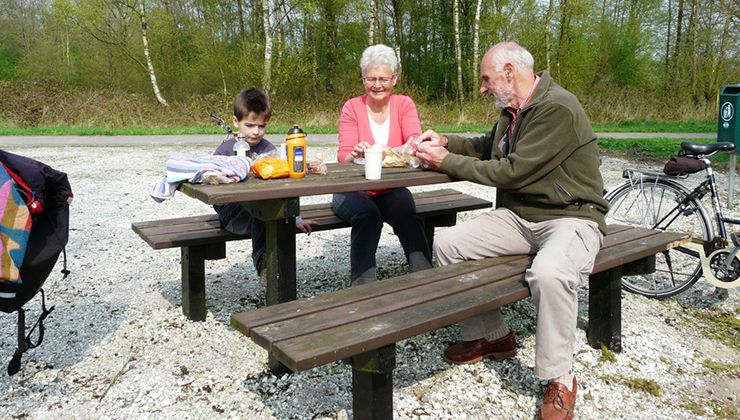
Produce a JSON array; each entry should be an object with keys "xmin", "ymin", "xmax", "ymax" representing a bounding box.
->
[{"xmin": 286, "ymin": 124, "xmax": 307, "ymax": 178}]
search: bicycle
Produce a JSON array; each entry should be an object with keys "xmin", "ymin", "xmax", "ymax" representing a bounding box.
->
[
  {"xmin": 210, "ymin": 113, "xmax": 235, "ymax": 140},
  {"xmin": 604, "ymin": 140, "xmax": 740, "ymax": 298}
]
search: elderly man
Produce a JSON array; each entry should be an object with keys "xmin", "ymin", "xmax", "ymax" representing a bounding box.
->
[{"xmin": 416, "ymin": 41, "xmax": 609, "ymax": 420}]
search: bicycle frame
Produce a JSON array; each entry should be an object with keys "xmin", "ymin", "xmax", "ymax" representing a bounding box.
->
[{"xmin": 634, "ymin": 154, "xmax": 740, "ymax": 289}]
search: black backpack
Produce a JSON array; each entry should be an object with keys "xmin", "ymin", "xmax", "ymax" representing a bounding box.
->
[{"xmin": 0, "ymin": 150, "xmax": 72, "ymax": 375}]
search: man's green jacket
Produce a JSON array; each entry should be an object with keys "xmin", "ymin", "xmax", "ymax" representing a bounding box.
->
[{"xmin": 442, "ymin": 71, "xmax": 609, "ymax": 234}]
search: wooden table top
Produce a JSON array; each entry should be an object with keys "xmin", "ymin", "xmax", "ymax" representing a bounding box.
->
[{"xmin": 178, "ymin": 162, "xmax": 454, "ymax": 205}]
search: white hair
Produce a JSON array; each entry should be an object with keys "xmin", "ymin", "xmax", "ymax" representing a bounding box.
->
[
  {"xmin": 360, "ymin": 44, "xmax": 398, "ymax": 75},
  {"xmin": 490, "ymin": 42, "xmax": 534, "ymax": 73}
]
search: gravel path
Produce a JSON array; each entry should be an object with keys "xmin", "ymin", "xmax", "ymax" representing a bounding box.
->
[{"xmin": 0, "ymin": 143, "xmax": 738, "ymax": 419}]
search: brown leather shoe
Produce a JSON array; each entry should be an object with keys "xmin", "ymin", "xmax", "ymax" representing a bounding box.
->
[
  {"xmin": 443, "ymin": 331, "xmax": 517, "ymax": 364},
  {"xmin": 537, "ymin": 377, "xmax": 577, "ymax": 420}
]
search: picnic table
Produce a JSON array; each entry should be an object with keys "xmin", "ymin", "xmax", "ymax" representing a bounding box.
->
[{"xmin": 177, "ymin": 162, "xmax": 470, "ymax": 369}]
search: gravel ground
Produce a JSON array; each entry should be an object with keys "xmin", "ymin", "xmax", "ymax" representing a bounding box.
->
[{"xmin": 0, "ymin": 142, "xmax": 739, "ymax": 419}]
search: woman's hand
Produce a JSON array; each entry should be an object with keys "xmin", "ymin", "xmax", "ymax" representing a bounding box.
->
[{"xmin": 348, "ymin": 141, "xmax": 373, "ymax": 161}]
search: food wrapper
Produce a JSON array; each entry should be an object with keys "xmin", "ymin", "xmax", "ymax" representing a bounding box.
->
[
  {"xmin": 382, "ymin": 147, "xmax": 408, "ymax": 167},
  {"xmin": 251, "ymin": 157, "xmax": 290, "ymax": 179},
  {"xmin": 307, "ymin": 153, "xmax": 328, "ymax": 175},
  {"xmin": 382, "ymin": 143, "xmax": 423, "ymax": 168}
]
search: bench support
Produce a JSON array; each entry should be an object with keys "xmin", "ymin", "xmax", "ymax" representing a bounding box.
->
[
  {"xmin": 350, "ymin": 344, "xmax": 396, "ymax": 420},
  {"xmin": 587, "ymin": 266, "xmax": 622, "ymax": 352},
  {"xmin": 181, "ymin": 243, "xmax": 226, "ymax": 321},
  {"xmin": 421, "ymin": 214, "xmax": 457, "ymax": 254}
]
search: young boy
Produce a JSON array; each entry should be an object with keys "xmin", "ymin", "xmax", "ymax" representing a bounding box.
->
[{"xmin": 213, "ymin": 88, "xmax": 317, "ymax": 277}]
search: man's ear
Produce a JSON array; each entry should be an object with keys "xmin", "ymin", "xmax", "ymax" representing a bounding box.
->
[
  {"xmin": 232, "ymin": 115, "xmax": 239, "ymax": 128},
  {"xmin": 504, "ymin": 63, "xmax": 515, "ymax": 81}
]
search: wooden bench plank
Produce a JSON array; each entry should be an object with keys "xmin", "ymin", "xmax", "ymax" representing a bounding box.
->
[
  {"xmin": 232, "ymin": 226, "xmax": 690, "ymax": 372},
  {"xmin": 247, "ymin": 257, "xmax": 532, "ymax": 347},
  {"xmin": 230, "ymin": 256, "xmax": 527, "ymax": 333},
  {"xmin": 132, "ymin": 188, "xmax": 492, "ymax": 249},
  {"xmin": 133, "ymin": 188, "xmax": 493, "ymax": 321},
  {"xmin": 231, "ymin": 225, "xmax": 683, "ymax": 334}
]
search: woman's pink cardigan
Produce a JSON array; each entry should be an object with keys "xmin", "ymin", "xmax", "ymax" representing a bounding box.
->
[{"xmin": 337, "ymin": 94, "xmax": 422, "ymax": 162}]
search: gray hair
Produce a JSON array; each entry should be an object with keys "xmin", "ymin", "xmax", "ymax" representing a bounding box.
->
[
  {"xmin": 360, "ymin": 44, "xmax": 398, "ymax": 76},
  {"xmin": 490, "ymin": 42, "xmax": 534, "ymax": 73}
]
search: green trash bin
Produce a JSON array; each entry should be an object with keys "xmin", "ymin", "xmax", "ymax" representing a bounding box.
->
[{"xmin": 719, "ymin": 85, "xmax": 740, "ymax": 146}]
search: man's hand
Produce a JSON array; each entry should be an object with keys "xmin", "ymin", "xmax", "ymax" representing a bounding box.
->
[
  {"xmin": 416, "ymin": 133, "xmax": 450, "ymax": 171},
  {"xmin": 418, "ymin": 129, "xmax": 448, "ymax": 148}
]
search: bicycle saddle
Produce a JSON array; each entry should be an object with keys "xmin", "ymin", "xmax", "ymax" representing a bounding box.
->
[{"xmin": 680, "ymin": 141, "xmax": 735, "ymax": 156}]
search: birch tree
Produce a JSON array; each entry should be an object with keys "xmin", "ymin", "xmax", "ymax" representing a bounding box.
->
[
  {"xmin": 136, "ymin": 0, "xmax": 167, "ymax": 105},
  {"xmin": 453, "ymin": 0, "xmax": 464, "ymax": 105},
  {"xmin": 545, "ymin": 0, "xmax": 555, "ymax": 73},
  {"xmin": 263, "ymin": 0, "xmax": 273, "ymax": 93},
  {"xmin": 368, "ymin": 0, "xmax": 376, "ymax": 45},
  {"xmin": 473, "ymin": 0, "xmax": 482, "ymax": 83}
]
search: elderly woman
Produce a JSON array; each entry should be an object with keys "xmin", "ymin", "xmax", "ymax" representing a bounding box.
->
[{"xmin": 333, "ymin": 44, "xmax": 433, "ymax": 287}]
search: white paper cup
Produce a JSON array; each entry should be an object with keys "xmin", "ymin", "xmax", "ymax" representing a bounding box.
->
[{"xmin": 364, "ymin": 147, "xmax": 383, "ymax": 180}]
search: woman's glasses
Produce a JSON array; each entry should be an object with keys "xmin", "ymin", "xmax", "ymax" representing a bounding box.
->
[{"xmin": 362, "ymin": 76, "xmax": 394, "ymax": 86}]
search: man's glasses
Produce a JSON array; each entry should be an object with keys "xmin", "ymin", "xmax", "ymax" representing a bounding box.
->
[{"xmin": 363, "ymin": 76, "xmax": 394, "ymax": 86}]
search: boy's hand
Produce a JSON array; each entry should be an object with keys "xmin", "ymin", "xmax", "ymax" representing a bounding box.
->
[{"xmin": 297, "ymin": 219, "xmax": 320, "ymax": 235}]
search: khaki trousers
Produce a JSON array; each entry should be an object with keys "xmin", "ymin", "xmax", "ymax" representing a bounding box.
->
[{"xmin": 434, "ymin": 208, "xmax": 602, "ymax": 380}]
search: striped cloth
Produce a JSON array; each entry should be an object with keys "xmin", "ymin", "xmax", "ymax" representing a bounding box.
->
[
  {"xmin": 1, "ymin": 165, "xmax": 32, "ymax": 284},
  {"xmin": 150, "ymin": 155, "xmax": 252, "ymax": 203}
]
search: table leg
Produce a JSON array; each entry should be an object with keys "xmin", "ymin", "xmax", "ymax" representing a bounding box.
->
[
  {"xmin": 264, "ymin": 217, "xmax": 297, "ymax": 374},
  {"xmin": 264, "ymin": 217, "xmax": 297, "ymax": 306},
  {"xmin": 246, "ymin": 198, "xmax": 300, "ymax": 374}
]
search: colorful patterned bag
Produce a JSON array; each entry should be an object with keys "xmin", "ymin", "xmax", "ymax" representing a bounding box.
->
[
  {"xmin": 0, "ymin": 164, "xmax": 32, "ymax": 284},
  {"xmin": 0, "ymin": 150, "xmax": 72, "ymax": 375}
]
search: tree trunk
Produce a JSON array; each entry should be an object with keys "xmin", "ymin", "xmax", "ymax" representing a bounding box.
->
[
  {"xmin": 674, "ymin": 0, "xmax": 684, "ymax": 62},
  {"xmin": 453, "ymin": 0, "xmax": 464, "ymax": 106},
  {"xmin": 368, "ymin": 0, "xmax": 376, "ymax": 45},
  {"xmin": 712, "ymin": 0, "xmax": 734, "ymax": 96},
  {"xmin": 324, "ymin": 0, "xmax": 338, "ymax": 89},
  {"xmin": 665, "ymin": 0, "xmax": 672, "ymax": 70},
  {"xmin": 263, "ymin": 0, "xmax": 273, "ymax": 94},
  {"xmin": 545, "ymin": 0, "xmax": 554, "ymax": 73},
  {"xmin": 308, "ymin": 6, "xmax": 319, "ymax": 108},
  {"xmin": 391, "ymin": 0, "xmax": 403, "ymax": 74},
  {"xmin": 137, "ymin": 0, "xmax": 167, "ymax": 106},
  {"xmin": 473, "ymin": 0, "xmax": 482, "ymax": 83},
  {"xmin": 237, "ymin": 0, "xmax": 246, "ymax": 42}
]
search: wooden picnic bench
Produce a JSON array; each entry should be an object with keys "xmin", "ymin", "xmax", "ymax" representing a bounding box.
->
[
  {"xmin": 132, "ymin": 188, "xmax": 492, "ymax": 321},
  {"xmin": 231, "ymin": 225, "xmax": 690, "ymax": 420}
]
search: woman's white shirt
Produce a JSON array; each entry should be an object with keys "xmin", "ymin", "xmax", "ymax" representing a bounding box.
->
[{"xmin": 368, "ymin": 114, "xmax": 390, "ymax": 146}]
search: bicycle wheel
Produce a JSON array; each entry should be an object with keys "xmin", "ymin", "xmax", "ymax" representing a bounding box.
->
[{"xmin": 604, "ymin": 176, "xmax": 713, "ymax": 298}]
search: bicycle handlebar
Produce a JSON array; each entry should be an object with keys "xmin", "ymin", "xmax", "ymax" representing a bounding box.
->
[{"xmin": 209, "ymin": 113, "xmax": 233, "ymax": 134}]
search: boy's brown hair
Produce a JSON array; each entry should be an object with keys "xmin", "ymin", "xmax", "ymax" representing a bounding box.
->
[{"xmin": 233, "ymin": 88, "xmax": 272, "ymax": 121}]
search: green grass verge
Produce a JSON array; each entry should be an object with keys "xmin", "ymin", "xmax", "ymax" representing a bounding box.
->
[
  {"xmin": 592, "ymin": 119, "xmax": 716, "ymax": 133},
  {"xmin": 0, "ymin": 120, "xmax": 716, "ymax": 137},
  {"xmin": 598, "ymin": 137, "xmax": 734, "ymax": 166}
]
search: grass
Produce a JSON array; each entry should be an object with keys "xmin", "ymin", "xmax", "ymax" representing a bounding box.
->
[
  {"xmin": 600, "ymin": 374, "xmax": 661, "ymax": 396},
  {"xmin": 0, "ymin": 119, "xmax": 716, "ymax": 137},
  {"xmin": 592, "ymin": 120, "xmax": 716, "ymax": 133},
  {"xmin": 598, "ymin": 137, "xmax": 735, "ymax": 169},
  {"xmin": 693, "ymin": 308, "xmax": 740, "ymax": 352}
]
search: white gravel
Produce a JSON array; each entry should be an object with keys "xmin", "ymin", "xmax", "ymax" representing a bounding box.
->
[{"xmin": 0, "ymin": 142, "xmax": 739, "ymax": 419}]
